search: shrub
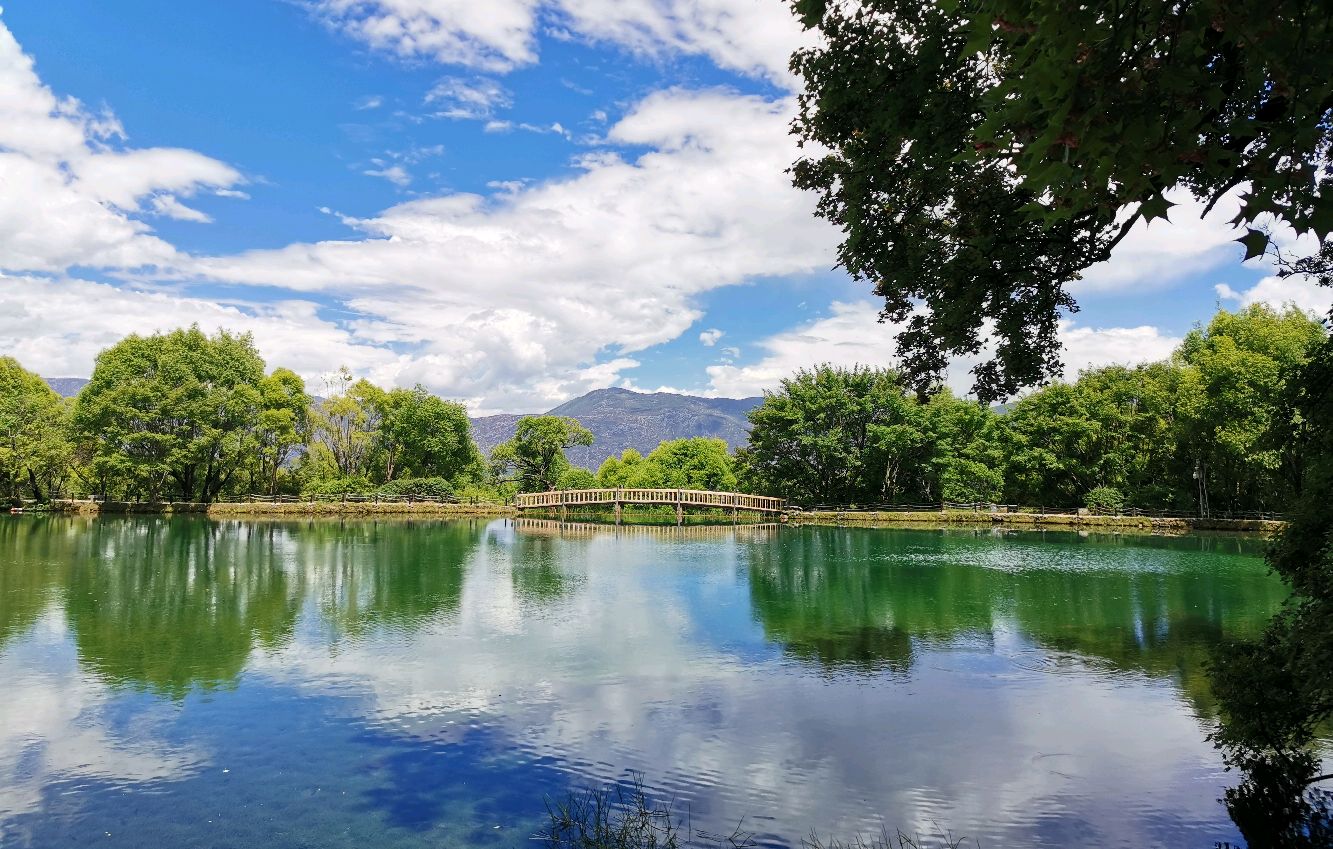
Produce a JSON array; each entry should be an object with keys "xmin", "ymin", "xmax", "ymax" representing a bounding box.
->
[
  {"xmin": 1085, "ymin": 486, "xmax": 1126, "ymax": 514},
  {"xmin": 376, "ymin": 477, "xmax": 455, "ymax": 499},
  {"xmin": 303, "ymin": 476, "xmax": 375, "ymax": 496}
]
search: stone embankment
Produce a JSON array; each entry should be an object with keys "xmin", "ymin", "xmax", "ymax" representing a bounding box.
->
[{"xmin": 788, "ymin": 508, "xmax": 1282, "ymax": 534}]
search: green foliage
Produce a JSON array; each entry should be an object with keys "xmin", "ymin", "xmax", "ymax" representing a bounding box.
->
[
  {"xmin": 595, "ymin": 439, "xmax": 738, "ymax": 491},
  {"xmin": 1209, "ymin": 332, "xmax": 1333, "ymax": 845},
  {"xmin": 740, "ymin": 365, "xmax": 925, "ymax": 504},
  {"xmin": 71, "ymin": 326, "xmax": 267, "ymax": 503},
  {"xmin": 308, "ymin": 368, "xmax": 382, "ymax": 481},
  {"xmin": 556, "ymin": 467, "xmax": 598, "ymax": 490},
  {"xmin": 252, "ymin": 368, "xmax": 310, "ymax": 496},
  {"xmin": 1175, "ymin": 304, "xmax": 1328, "ymax": 512},
  {"xmin": 0, "ymin": 357, "xmax": 71, "ymax": 502},
  {"xmin": 375, "ymin": 476, "xmax": 455, "ymax": 498},
  {"xmin": 491, "ymin": 416, "xmax": 595, "ymax": 492},
  {"xmin": 376, "ymin": 386, "xmax": 481, "ymax": 482},
  {"xmin": 303, "ymin": 475, "xmax": 376, "ymax": 496},
  {"xmin": 1084, "ymin": 486, "xmax": 1126, "ymax": 514},
  {"xmin": 740, "ymin": 365, "xmax": 1000, "ymax": 505},
  {"xmin": 790, "ymin": 0, "xmax": 1332, "ymax": 399}
]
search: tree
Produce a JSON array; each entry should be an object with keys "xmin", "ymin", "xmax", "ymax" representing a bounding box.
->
[
  {"xmin": 72, "ymin": 327, "xmax": 265, "ymax": 502},
  {"xmin": 739, "ymin": 365, "xmax": 920, "ymax": 505},
  {"xmin": 0, "ymin": 357, "xmax": 71, "ymax": 502},
  {"xmin": 376, "ymin": 386, "xmax": 481, "ymax": 483},
  {"xmin": 491, "ymin": 416, "xmax": 594, "ymax": 493},
  {"xmin": 917, "ymin": 392, "xmax": 1005, "ymax": 503},
  {"xmin": 252, "ymin": 368, "xmax": 309, "ymax": 496},
  {"xmin": 597, "ymin": 449, "xmax": 651, "ymax": 488},
  {"xmin": 308, "ymin": 368, "xmax": 382, "ymax": 482},
  {"xmin": 1175, "ymin": 304, "xmax": 1327, "ymax": 513},
  {"xmin": 791, "ymin": 0, "xmax": 1332, "ymax": 399},
  {"xmin": 1209, "ymin": 333, "xmax": 1333, "ymax": 844},
  {"xmin": 643, "ymin": 438, "xmax": 738, "ymax": 491}
]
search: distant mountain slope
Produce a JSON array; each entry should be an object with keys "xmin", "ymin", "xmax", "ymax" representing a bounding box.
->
[
  {"xmin": 44, "ymin": 378, "xmax": 89, "ymax": 397},
  {"xmin": 472, "ymin": 387, "xmax": 763, "ymax": 469}
]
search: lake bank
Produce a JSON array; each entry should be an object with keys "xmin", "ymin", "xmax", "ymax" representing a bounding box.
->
[
  {"xmin": 789, "ymin": 508, "xmax": 1284, "ymax": 535},
  {"xmin": 49, "ymin": 498, "xmax": 517, "ymax": 518}
]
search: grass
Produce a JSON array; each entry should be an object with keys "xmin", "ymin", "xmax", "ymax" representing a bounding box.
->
[{"xmin": 536, "ymin": 776, "xmax": 978, "ymax": 849}]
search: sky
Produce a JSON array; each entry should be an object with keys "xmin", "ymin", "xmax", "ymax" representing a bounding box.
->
[{"xmin": 0, "ymin": 1, "xmax": 1328, "ymax": 414}]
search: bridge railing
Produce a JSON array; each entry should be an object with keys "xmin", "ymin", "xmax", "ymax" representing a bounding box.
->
[{"xmin": 513, "ymin": 488, "xmax": 786, "ymax": 513}]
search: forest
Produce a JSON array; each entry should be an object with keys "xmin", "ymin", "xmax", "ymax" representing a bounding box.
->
[{"xmin": 0, "ymin": 302, "xmax": 1325, "ymax": 515}]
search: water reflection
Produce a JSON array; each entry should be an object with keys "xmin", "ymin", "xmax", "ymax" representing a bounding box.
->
[{"xmin": 0, "ymin": 518, "xmax": 1294, "ymax": 848}]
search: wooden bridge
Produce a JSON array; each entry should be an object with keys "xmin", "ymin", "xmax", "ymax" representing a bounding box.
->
[{"xmin": 514, "ymin": 488, "xmax": 786, "ymax": 524}]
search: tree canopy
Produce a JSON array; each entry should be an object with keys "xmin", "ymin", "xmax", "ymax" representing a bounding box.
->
[
  {"xmin": 0, "ymin": 357, "xmax": 70, "ymax": 503},
  {"xmin": 791, "ymin": 0, "xmax": 1332, "ymax": 399},
  {"xmin": 491, "ymin": 416, "xmax": 595, "ymax": 493},
  {"xmin": 72, "ymin": 327, "xmax": 268, "ymax": 503}
]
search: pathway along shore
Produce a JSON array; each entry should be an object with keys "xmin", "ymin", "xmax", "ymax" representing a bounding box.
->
[{"xmin": 43, "ymin": 499, "xmax": 1282, "ymax": 533}]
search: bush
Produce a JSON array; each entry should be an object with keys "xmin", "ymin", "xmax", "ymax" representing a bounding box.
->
[
  {"xmin": 1085, "ymin": 486, "xmax": 1126, "ymax": 514},
  {"xmin": 303, "ymin": 476, "xmax": 375, "ymax": 496},
  {"xmin": 376, "ymin": 477, "xmax": 455, "ymax": 499}
]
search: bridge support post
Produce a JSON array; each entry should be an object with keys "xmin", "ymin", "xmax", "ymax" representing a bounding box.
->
[
  {"xmin": 560, "ymin": 504, "xmax": 567, "ymax": 522},
  {"xmin": 614, "ymin": 495, "xmax": 622, "ymax": 525},
  {"xmin": 676, "ymin": 490, "xmax": 683, "ymax": 526}
]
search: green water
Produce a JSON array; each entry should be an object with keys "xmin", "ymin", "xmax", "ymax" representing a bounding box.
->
[{"xmin": 0, "ymin": 516, "xmax": 1288, "ymax": 847}]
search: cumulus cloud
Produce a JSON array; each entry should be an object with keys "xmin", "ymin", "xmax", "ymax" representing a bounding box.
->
[
  {"xmin": 699, "ymin": 328, "xmax": 723, "ymax": 346},
  {"xmin": 0, "ymin": 274, "xmax": 399, "ymax": 386},
  {"xmin": 0, "ymin": 19, "xmax": 243, "ymax": 273},
  {"xmin": 306, "ymin": 0, "xmax": 807, "ymax": 84},
  {"xmin": 1216, "ymin": 276, "xmax": 1333, "ymax": 318},
  {"xmin": 1072, "ymin": 188, "xmax": 1247, "ymax": 294},
  {"xmin": 172, "ymin": 89, "xmax": 837, "ymax": 412},
  {"xmin": 704, "ymin": 302, "xmax": 1182, "ymax": 399}
]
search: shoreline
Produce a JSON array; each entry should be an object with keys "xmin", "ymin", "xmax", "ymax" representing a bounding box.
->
[
  {"xmin": 48, "ymin": 499, "xmax": 517, "ymax": 518},
  {"xmin": 788, "ymin": 509, "xmax": 1283, "ymax": 534}
]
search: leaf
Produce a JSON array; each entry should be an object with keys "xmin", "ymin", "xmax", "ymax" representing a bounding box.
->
[
  {"xmin": 1236, "ymin": 229, "xmax": 1270, "ymax": 262},
  {"xmin": 1139, "ymin": 192, "xmax": 1175, "ymax": 223}
]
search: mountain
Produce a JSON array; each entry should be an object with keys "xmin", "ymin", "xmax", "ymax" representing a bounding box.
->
[
  {"xmin": 471, "ymin": 387, "xmax": 763, "ymax": 469},
  {"xmin": 44, "ymin": 378, "xmax": 89, "ymax": 397}
]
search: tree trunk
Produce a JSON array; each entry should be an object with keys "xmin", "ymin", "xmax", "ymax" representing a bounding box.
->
[{"xmin": 27, "ymin": 467, "xmax": 44, "ymax": 503}]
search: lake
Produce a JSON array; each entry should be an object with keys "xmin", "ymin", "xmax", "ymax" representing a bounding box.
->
[{"xmin": 0, "ymin": 516, "xmax": 1289, "ymax": 848}]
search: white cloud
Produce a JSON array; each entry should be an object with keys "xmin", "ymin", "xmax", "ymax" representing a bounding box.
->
[
  {"xmin": 1072, "ymin": 189, "xmax": 1246, "ymax": 294},
  {"xmin": 424, "ymin": 76, "xmax": 511, "ymax": 119},
  {"xmin": 0, "ymin": 274, "xmax": 399, "ymax": 386},
  {"xmin": 0, "ymin": 20, "xmax": 243, "ymax": 273},
  {"xmin": 364, "ymin": 163, "xmax": 412, "ymax": 186},
  {"xmin": 1216, "ymin": 276, "xmax": 1333, "ymax": 318},
  {"xmin": 703, "ymin": 302, "xmax": 1182, "ymax": 399},
  {"xmin": 354, "ymin": 94, "xmax": 384, "ymax": 110},
  {"xmin": 170, "ymin": 88, "xmax": 836, "ymax": 412},
  {"xmin": 699, "ymin": 327, "xmax": 723, "ymax": 346},
  {"xmin": 305, "ymin": 0, "xmax": 807, "ymax": 84},
  {"xmin": 308, "ymin": 0, "xmax": 542, "ymax": 71}
]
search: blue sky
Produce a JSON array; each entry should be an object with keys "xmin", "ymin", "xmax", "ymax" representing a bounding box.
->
[{"xmin": 0, "ymin": 1, "xmax": 1327, "ymax": 412}]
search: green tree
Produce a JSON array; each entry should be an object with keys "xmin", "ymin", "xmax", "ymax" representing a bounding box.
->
[
  {"xmin": 72, "ymin": 327, "xmax": 265, "ymax": 502},
  {"xmin": 376, "ymin": 386, "xmax": 482, "ymax": 483},
  {"xmin": 556, "ymin": 467, "xmax": 598, "ymax": 490},
  {"xmin": 790, "ymin": 0, "xmax": 1332, "ymax": 399},
  {"xmin": 643, "ymin": 438, "xmax": 738, "ymax": 491},
  {"xmin": 252, "ymin": 368, "xmax": 310, "ymax": 496},
  {"xmin": 1175, "ymin": 304, "xmax": 1327, "ymax": 513},
  {"xmin": 308, "ymin": 368, "xmax": 382, "ymax": 483},
  {"xmin": 0, "ymin": 357, "xmax": 71, "ymax": 502},
  {"xmin": 596, "ymin": 448, "xmax": 650, "ymax": 488},
  {"xmin": 491, "ymin": 416, "xmax": 594, "ymax": 493},
  {"xmin": 739, "ymin": 365, "xmax": 917, "ymax": 505},
  {"xmin": 917, "ymin": 392, "xmax": 1005, "ymax": 503}
]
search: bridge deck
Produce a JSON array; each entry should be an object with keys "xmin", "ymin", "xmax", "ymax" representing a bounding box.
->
[{"xmin": 514, "ymin": 488, "xmax": 785, "ymax": 514}]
